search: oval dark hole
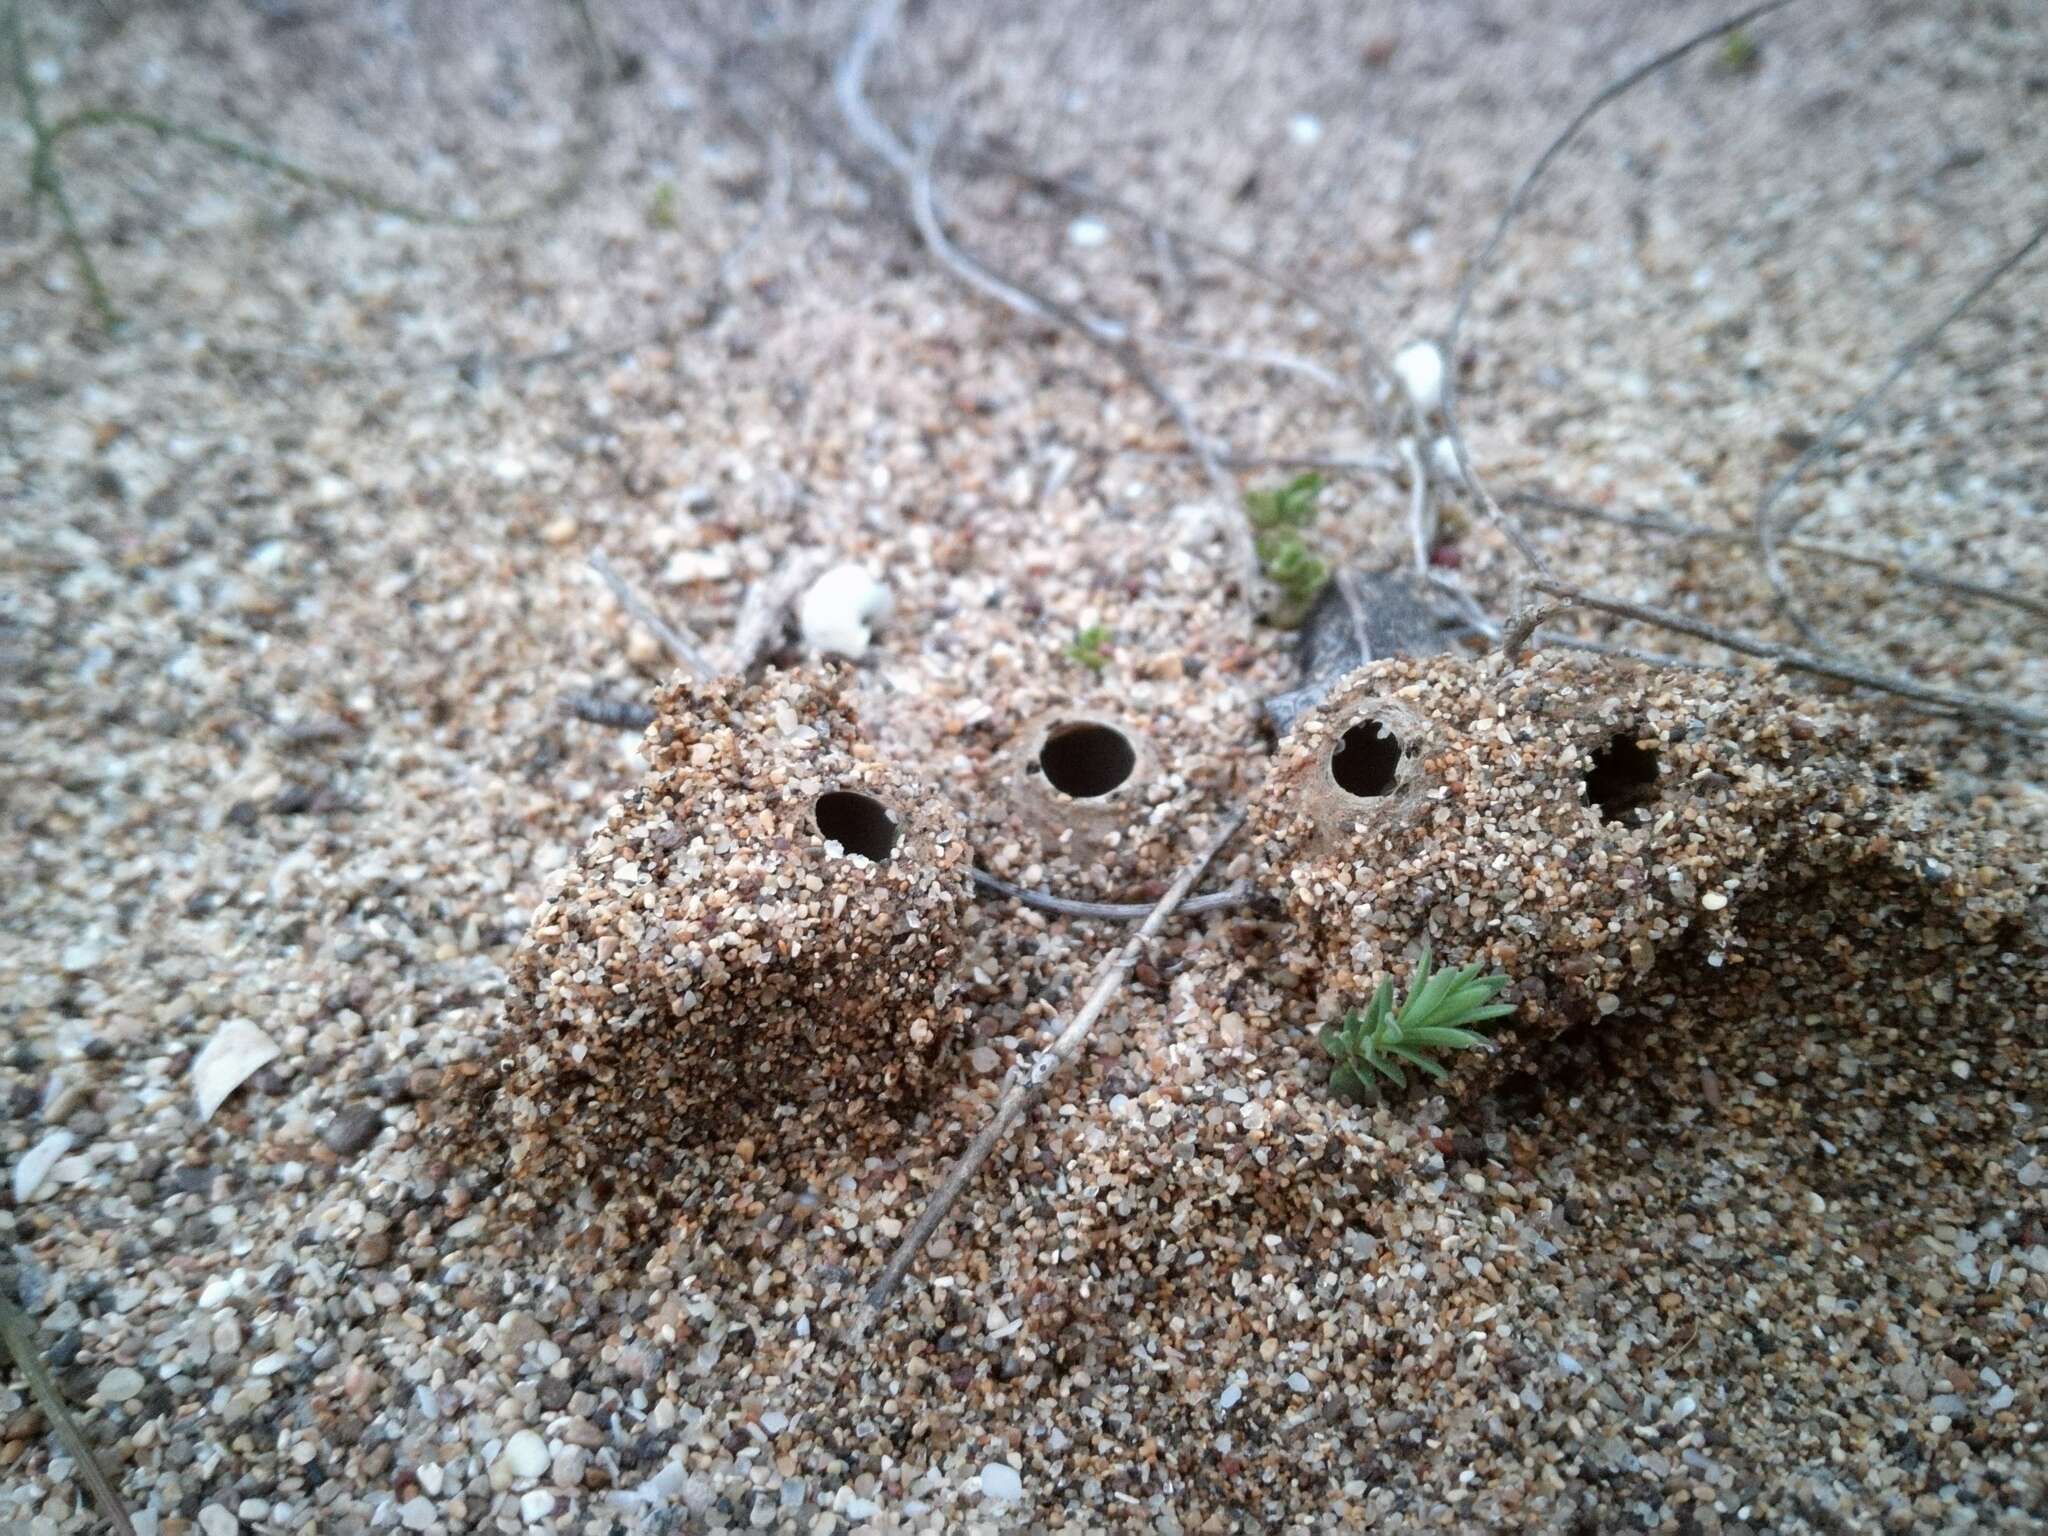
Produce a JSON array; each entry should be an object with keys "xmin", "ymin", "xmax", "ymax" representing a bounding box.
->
[
  {"xmin": 1584, "ymin": 732, "xmax": 1660, "ymax": 824},
  {"xmin": 813, "ymin": 791, "xmax": 899, "ymax": 861},
  {"xmin": 1037, "ymin": 722, "xmax": 1137, "ymax": 799},
  {"xmin": 1330, "ymin": 720, "xmax": 1401, "ymax": 798}
]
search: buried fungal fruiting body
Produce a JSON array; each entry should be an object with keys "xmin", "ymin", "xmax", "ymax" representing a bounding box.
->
[
  {"xmin": 1252, "ymin": 651, "xmax": 2030, "ymax": 1097},
  {"xmin": 443, "ymin": 668, "xmax": 971, "ymax": 1226}
]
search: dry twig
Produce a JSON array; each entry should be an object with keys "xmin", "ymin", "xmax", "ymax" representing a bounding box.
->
[
  {"xmin": 725, "ymin": 548, "xmax": 829, "ymax": 675},
  {"xmin": 587, "ymin": 553, "xmax": 718, "ymax": 682},
  {"xmin": 1435, "ymin": 1, "xmax": 1796, "ymax": 576},
  {"xmin": 1530, "ymin": 578, "xmax": 2046, "ymax": 731},
  {"xmin": 1497, "ymin": 596, "xmax": 1576, "ymax": 661},
  {"xmin": 835, "ymin": 1, "xmax": 1259, "ymax": 595},
  {"xmin": 1753, "ymin": 212, "xmax": 2048, "ymax": 637},
  {"xmin": 856, "ymin": 808, "xmax": 1248, "ymax": 1328},
  {"xmin": 960, "ymin": 146, "xmax": 1399, "ymax": 432},
  {"xmin": 0, "ymin": 1290, "xmax": 137, "ymax": 1535},
  {"xmin": 1512, "ymin": 488, "xmax": 2048, "ymax": 623},
  {"xmin": 1399, "ymin": 437, "xmax": 1434, "ymax": 577},
  {"xmin": 9, "ymin": 0, "xmax": 611, "ymax": 330},
  {"xmin": 969, "ymin": 867, "xmax": 1252, "ymax": 921}
]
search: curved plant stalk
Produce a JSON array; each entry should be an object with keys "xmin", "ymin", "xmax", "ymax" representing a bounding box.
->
[
  {"xmin": 0, "ymin": 1290, "xmax": 138, "ymax": 1535},
  {"xmin": 7, "ymin": 0, "xmax": 610, "ymax": 331}
]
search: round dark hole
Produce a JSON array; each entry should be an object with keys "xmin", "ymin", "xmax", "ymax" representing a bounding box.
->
[
  {"xmin": 1037, "ymin": 722, "xmax": 1137, "ymax": 799},
  {"xmin": 1330, "ymin": 720, "xmax": 1401, "ymax": 798},
  {"xmin": 1584, "ymin": 732, "xmax": 1660, "ymax": 824},
  {"xmin": 813, "ymin": 791, "xmax": 899, "ymax": 861}
]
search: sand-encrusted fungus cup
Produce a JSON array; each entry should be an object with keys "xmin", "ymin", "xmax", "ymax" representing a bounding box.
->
[
  {"xmin": 1251, "ymin": 652, "xmax": 2026, "ymax": 1093},
  {"xmin": 457, "ymin": 668, "xmax": 972, "ymax": 1220}
]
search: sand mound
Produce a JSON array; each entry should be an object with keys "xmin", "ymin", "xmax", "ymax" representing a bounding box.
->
[
  {"xmin": 1252, "ymin": 652, "xmax": 2034, "ymax": 1092},
  {"xmin": 445, "ymin": 668, "xmax": 973, "ymax": 1226}
]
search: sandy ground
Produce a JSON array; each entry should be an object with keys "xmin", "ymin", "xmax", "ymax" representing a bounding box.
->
[{"xmin": 4, "ymin": 1, "xmax": 2045, "ymax": 1531}]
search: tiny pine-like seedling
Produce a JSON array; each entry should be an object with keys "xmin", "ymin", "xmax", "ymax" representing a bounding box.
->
[
  {"xmin": 1244, "ymin": 472, "xmax": 1329, "ymax": 626},
  {"xmin": 1716, "ymin": 26, "xmax": 1760, "ymax": 76},
  {"xmin": 1065, "ymin": 625, "xmax": 1112, "ymax": 674},
  {"xmin": 1321, "ymin": 944, "xmax": 1512, "ymax": 1100},
  {"xmin": 648, "ymin": 180, "xmax": 680, "ymax": 230}
]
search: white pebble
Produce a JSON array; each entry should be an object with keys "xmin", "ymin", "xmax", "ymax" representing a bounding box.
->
[
  {"xmin": 398, "ymin": 1495, "xmax": 436, "ymax": 1531},
  {"xmin": 1391, "ymin": 341, "xmax": 1445, "ymax": 417},
  {"xmin": 1287, "ymin": 113, "xmax": 1323, "ymax": 146},
  {"xmin": 12, "ymin": 1129, "xmax": 74, "ymax": 1204},
  {"xmin": 798, "ymin": 564, "xmax": 892, "ymax": 660},
  {"xmin": 191, "ymin": 1020, "xmax": 281, "ymax": 1121},
  {"xmin": 1065, "ymin": 216, "xmax": 1109, "ymax": 248},
  {"xmin": 980, "ymin": 1462, "xmax": 1024, "ymax": 1502},
  {"xmin": 609, "ymin": 1461, "xmax": 691, "ymax": 1511},
  {"xmin": 197, "ymin": 1507, "xmax": 239, "ymax": 1536},
  {"xmin": 497, "ymin": 1428, "xmax": 551, "ymax": 1480},
  {"xmin": 519, "ymin": 1490, "xmax": 557, "ymax": 1524}
]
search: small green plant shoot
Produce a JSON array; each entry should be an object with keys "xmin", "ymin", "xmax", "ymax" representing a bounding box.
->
[
  {"xmin": 1065, "ymin": 624, "xmax": 1112, "ymax": 674},
  {"xmin": 1716, "ymin": 26, "xmax": 1760, "ymax": 75},
  {"xmin": 1244, "ymin": 472, "xmax": 1329, "ymax": 626},
  {"xmin": 647, "ymin": 179, "xmax": 680, "ymax": 230},
  {"xmin": 1321, "ymin": 944, "xmax": 1512, "ymax": 1099}
]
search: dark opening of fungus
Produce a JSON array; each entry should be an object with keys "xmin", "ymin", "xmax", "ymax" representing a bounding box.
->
[
  {"xmin": 813, "ymin": 791, "xmax": 899, "ymax": 861},
  {"xmin": 1584, "ymin": 731, "xmax": 1661, "ymax": 823},
  {"xmin": 1330, "ymin": 720, "xmax": 1401, "ymax": 798},
  {"xmin": 1036, "ymin": 721, "xmax": 1137, "ymax": 799}
]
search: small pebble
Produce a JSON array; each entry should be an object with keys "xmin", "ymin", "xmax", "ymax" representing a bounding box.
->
[
  {"xmin": 1391, "ymin": 341, "xmax": 1444, "ymax": 416},
  {"xmin": 98, "ymin": 1366, "xmax": 144, "ymax": 1404},
  {"xmin": 520, "ymin": 1489, "xmax": 557, "ymax": 1523},
  {"xmin": 1065, "ymin": 217, "xmax": 1109, "ymax": 248},
  {"xmin": 322, "ymin": 1106, "xmax": 382, "ymax": 1156},
  {"xmin": 980, "ymin": 1462, "xmax": 1023, "ymax": 1502},
  {"xmin": 498, "ymin": 1428, "xmax": 551, "ymax": 1480}
]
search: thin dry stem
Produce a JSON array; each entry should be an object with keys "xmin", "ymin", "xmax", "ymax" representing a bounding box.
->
[
  {"xmin": 968, "ymin": 867, "xmax": 1252, "ymax": 921},
  {"xmin": 1513, "ymin": 488, "xmax": 2048, "ymax": 623},
  {"xmin": 726, "ymin": 548, "xmax": 829, "ymax": 675},
  {"xmin": 856, "ymin": 809, "xmax": 1248, "ymax": 1327},
  {"xmin": 1436, "ymin": 1, "xmax": 1796, "ymax": 577},
  {"xmin": 587, "ymin": 553, "xmax": 718, "ymax": 682},
  {"xmin": 1530, "ymin": 579, "xmax": 2046, "ymax": 731},
  {"xmin": 1753, "ymin": 212, "xmax": 2048, "ymax": 637},
  {"xmin": 1497, "ymin": 596, "xmax": 1576, "ymax": 662},
  {"xmin": 0, "ymin": 1290, "xmax": 138, "ymax": 1535},
  {"xmin": 834, "ymin": 4, "xmax": 1258, "ymax": 596},
  {"xmin": 1400, "ymin": 437, "xmax": 1434, "ymax": 577}
]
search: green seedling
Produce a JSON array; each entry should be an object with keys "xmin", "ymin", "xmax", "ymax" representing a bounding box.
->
[
  {"xmin": 1244, "ymin": 472, "xmax": 1329, "ymax": 626},
  {"xmin": 1065, "ymin": 624, "xmax": 1112, "ymax": 674},
  {"xmin": 1321, "ymin": 944, "xmax": 1512, "ymax": 1100}
]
